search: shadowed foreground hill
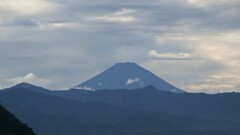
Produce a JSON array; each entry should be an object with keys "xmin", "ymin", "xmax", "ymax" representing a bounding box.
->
[{"xmin": 0, "ymin": 104, "xmax": 36, "ymax": 135}]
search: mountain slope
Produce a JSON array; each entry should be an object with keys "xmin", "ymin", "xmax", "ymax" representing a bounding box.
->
[
  {"xmin": 74, "ymin": 62, "xmax": 184, "ymax": 93},
  {"xmin": 0, "ymin": 104, "xmax": 36, "ymax": 135}
]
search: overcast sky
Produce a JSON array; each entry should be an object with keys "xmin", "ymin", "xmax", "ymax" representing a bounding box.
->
[{"xmin": 0, "ymin": 0, "xmax": 240, "ymax": 93}]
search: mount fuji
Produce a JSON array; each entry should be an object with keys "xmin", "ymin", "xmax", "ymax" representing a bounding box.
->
[{"xmin": 74, "ymin": 62, "xmax": 184, "ymax": 93}]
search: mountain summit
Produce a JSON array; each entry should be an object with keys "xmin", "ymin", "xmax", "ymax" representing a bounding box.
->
[{"xmin": 74, "ymin": 62, "xmax": 184, "ymax": 93}]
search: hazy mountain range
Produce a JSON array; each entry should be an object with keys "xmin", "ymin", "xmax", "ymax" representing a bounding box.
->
[{"xmin": 0, "ymin": 62, "xmax": 239, "ymax": 135}]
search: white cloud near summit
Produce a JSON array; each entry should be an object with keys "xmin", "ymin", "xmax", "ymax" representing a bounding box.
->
[
  {"xmin": 126, "ymin": 78, "xmax": 140, "ymax": 85},
  {"xmin": 9, "ymin": 73, "xmax": 51, "ymax": 85},
  {"xmin": 0, "ymin": 73, "xmax": 52, "ymax": 89}
]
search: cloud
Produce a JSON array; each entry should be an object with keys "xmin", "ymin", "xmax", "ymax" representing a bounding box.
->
[
  {"xmin": 186, "ymin": 0, "xmax": 240, "ymax": 9},
  {"xmin": 187, "ymin": 84, "xmax": 235, "ymax": 94},
  {"xmin": 0, "ymin": 73, "xmax": 52, "ymax": 89},
  {"xmin": 9, "ymin": 73, "xmax": 52, "ymax": 86},
  {"xmin": 0, "ymin": 0, "xmax": 59, "ymax": 16},
  {"xmin": 184, "ymin": 73, "xmax": 240, "ymax": 93},
  {"xmin": 91, "ymin": 8, "xmax": 137, "ymax": 23},
  {"xmin": 186, "ymin": 74, "xmax": 240, "ymax": 93},
  {"xmin": 148, "ymin": 50, "xmax": 191, "ymax": 60},
  {"xmin": 0, "ymin": 0, "xmax": 240, "ymax": 93},
  {"xmin": 38, "ymin": 22, "xmax": 84, "ymax": 30},
  {"xmin": 75, "ymin": 86, "xmax": 95, "ymax": 91},
  {"xmin": 126, "ymin": 78, "xmax": 140, "ymax": 85},
  {"xmin": 144, "ymin": 30, "xmax": 240, "ymax": 93},
  {"xmin": 6, "ymin": 18, "xmax": 39, "ymax": 28}
]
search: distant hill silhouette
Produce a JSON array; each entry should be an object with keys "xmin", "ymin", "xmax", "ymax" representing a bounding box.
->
[
  {"xmin": 74, "ymin": 62, "xmax": 184, "ymax": 93},
  {"xmin": 0, "ymin": 104, "xmax": 36, "ymax": 135},
  {"xmin": 1, "ymin": 84, "xmax": 240, "ymax": 135}
]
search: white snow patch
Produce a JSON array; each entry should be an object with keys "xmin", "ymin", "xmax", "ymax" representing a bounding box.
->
[{"xmin": 126, "ymin": 78, "xmax": 140, "ymax": 85}]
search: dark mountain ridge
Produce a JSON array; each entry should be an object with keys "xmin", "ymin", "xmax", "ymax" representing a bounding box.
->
[
  {"xmin": 36, "ymin": 84, "xmax": 240, "ymax": 122},
  {"xmin": 1, "ymin": 83, "xmax": 240, "ymax": 135}
]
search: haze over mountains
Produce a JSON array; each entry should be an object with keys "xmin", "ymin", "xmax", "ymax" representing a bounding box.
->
[{"xmin": 0, "ymin": 62, "xmax": 240, "ymax": 135}]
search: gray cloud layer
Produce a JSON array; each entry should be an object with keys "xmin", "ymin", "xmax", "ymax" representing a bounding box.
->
[{"xmin": 0, "ymin": 0, "xmax": 240, "ymax": 93}]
